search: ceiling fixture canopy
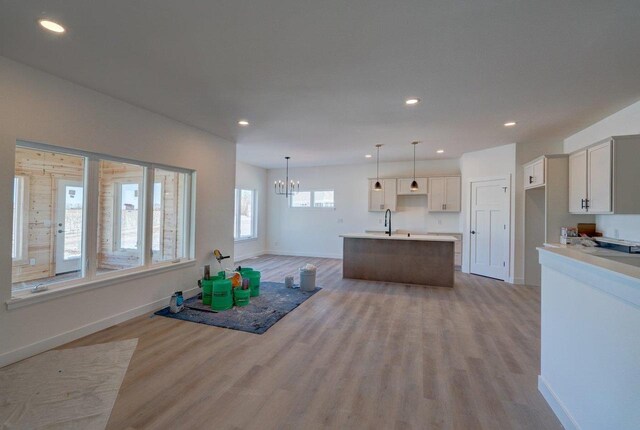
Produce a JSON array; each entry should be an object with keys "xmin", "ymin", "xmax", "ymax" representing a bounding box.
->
[
  {"xmin": 274, "ymin": 156, "xmax": 299, "ymax": 198},
  {"xmin": 374, "ymin": 144, "xmax": 383, "ymax": 191},
  {"xmin": 410, "ymin": 141, "xmax": 419, "ymax": 191}
]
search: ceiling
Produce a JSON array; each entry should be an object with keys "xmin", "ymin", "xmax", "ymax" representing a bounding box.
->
[{"xmin": 2, "ymin": 1, "xmax": 640, "ymax": 168}]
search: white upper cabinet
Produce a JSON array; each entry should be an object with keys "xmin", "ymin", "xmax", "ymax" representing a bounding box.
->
[
  {"xmin": 569, "ymin": 150, "xmax": 588, "ymax": 213},
  {"xmin": 524, "ymin": 158, "xmax": 545, "ymax": 189},
  {"xmin": 397, "ymin": 178, "xmax": 427, "ymax": 195},
  {"xmin": 428, "ymin": 176, "xmax": 461, "ymax": 212},
  {"xmin": 587, "ymin": 141, "xmax": 612, "ymax": 213},
  {"xmin": 368, "ymin": 178, "xmax": 397, "ymax": 212},
  {"xmin": 569, "ymin": 135, "xmax": 640, "ymax": 215}
]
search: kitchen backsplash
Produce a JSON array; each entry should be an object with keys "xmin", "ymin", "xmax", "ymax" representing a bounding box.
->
[{"xmin": 596, "ymin": 215, "xmax": 640, "ymax": 242}]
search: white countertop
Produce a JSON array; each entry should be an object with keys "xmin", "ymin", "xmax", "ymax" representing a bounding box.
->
[
  {"xmin": 341, "ymin": 233, "xmax": 458, "ymax": 242},
  {"xmin": 540, "ymin": 243, "xmax": 640, "ymax": 282}
]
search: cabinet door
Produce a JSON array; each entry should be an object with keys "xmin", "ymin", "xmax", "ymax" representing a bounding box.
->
[
  {"xmin": 369, "ymin": 179, "xmax": 385, "ymax": 211},
  {"xmin": 532, "ymin": 160, "xmax": 545, "ymax": 187},
  {"xmin": 428, "ymin": 177, "xmax": 445, "ymax": 211},
  {"xmin": 397, "ymin": 178, "xmax": 412, "ymax": 195},
  {"xmin": 383, "ymin": 179, "xmax": 397, "ymax": 211},
  {"xmin": 587, "ymin": 141, "xmax": 612, "ymax": 213},
  {"xmin": 444, "ymin": 177, "xmax": 461, "ymax": 212},
  {"xmin": 569, "ymin": 150, "xmax": 588, "ymax": 213},
  {"xmin": 524, "ymin": 163, "xmax": 535, "ymax": 189}
]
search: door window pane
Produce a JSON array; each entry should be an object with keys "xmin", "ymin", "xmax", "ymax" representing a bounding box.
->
[
  {"xmin": 119, "ymin": 183, "xmax": 140, "ymax": 250},
  {"xmin": 12, "ymin": 147, "xmax": 85, "ymax": 293},
  {"xmin": 152, "ymin": 169, "xmax": 189, "ymax": 263},
  {"xmin": 97, "ymin": 160, "xmax": 144, "ymax": 272}
]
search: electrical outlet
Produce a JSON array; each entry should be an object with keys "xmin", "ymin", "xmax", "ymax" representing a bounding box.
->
[
  {"xmin": 437, "ymin": 219, "xmax": 442, "ymax": 225},
  {"xmin": 378, "ymin": 218, "xmax": 383, "ymax": 224},
  {"xmin": 337, "ymin": 218, "xmax": 344, "ymax": 224},
  {"xmin": 29, "ymin": 258, "xmax": 36, "ymax": 266}
]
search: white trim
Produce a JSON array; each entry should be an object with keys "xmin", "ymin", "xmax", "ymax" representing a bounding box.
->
[
  {"xmin": 264, "ymin": 250, "xmax": 343, "ymax": 259},
  {"xmin": 6, "ymin": 259, "xmax": 196, "ymax": 310},
  {"xmin": 0, "ymin": 285, "xmax": 199, "ymax": 369},
  {"xmin": 538, "ymin": 375, "xmax": 581, "ymax": 430}
]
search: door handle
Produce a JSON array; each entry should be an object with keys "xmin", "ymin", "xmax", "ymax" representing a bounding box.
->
[
  {"xmin": 471, "ymin": 230, "xmax": 476, "ymax": 235},
  {"xmin": 58, "ymin": 229, "xmax": 65, "ymax": 233}
]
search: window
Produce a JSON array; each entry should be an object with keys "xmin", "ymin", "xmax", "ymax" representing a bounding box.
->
[
  {"xmin": 313, "ymin": 190, "xmax": 335, "ymax": 208},
  {"xmin": 234, "ymin": 189, "xmax": 256, "ymax": 239},
  {"xmin": 290, "ymin": 190, "xmax": 335, "ymax": 208},
  {"xmin": 290, "ymin": 191, "xmax": 311, "ymax": 208},
  {"xmin": 152, "ymin": 169, "xmax": 189, "ymax": 263},
  {"xmin": 98, "ymin": 161, "xmax": 144, "ymax": 272},
  {"xmin": 12, "ymin": 146, "xmax": 86, "ymax": 294},
  {"xmin": 12, "ymin": 176, "xmax": 28, "ymax": 261},
  {"xmin": 11, "ymin": 141, "xmax": 194, "ymax": 297}
]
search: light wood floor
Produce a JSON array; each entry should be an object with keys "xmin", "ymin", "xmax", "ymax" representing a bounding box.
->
[{"xmin": 60, "ymin": 255, "xmax": 561, "ymax": 430}]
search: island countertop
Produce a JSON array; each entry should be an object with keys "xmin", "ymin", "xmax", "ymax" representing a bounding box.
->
[{"xmin": 340, "ymin": 233, "xmax": 458, "ymax": 242}]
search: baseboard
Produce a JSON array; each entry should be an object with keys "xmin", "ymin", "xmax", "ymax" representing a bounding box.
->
[
  {"xmin": 0, "ymin": 286, "xmax": 198, "ymax": 369},
  {"xmin": 538, "ymin": 375, "xmax": 581, "ymax": 430},
  {"xmin": 512, "ymin": 277, "xmax": 525, "ymax": 285},
  {"xmin": 264, "ymin": 250, "xmax": 343, "ymax": 259},
  {"xmin": 234, "ymin": 250, "xmax": 267, "ymax": 262}
]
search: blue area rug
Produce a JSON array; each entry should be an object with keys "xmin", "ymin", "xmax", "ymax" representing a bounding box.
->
[{"xmin": 154, "ymin": 282, "xmax": 321, "ymax": 334}]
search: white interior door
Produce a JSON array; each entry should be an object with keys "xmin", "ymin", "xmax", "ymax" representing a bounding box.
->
[
  {"xmin": 470, "ymin": 178, "xmax": 509, "ymax": 280},
  {"xmin": 55, "ymin": 179, "xmax": 84, "ymax": 274}
]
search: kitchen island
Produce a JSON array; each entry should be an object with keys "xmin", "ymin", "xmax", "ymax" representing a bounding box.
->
[{"xmin": 340, "ymin": 233, "xmax": 458, "ymax": 287}]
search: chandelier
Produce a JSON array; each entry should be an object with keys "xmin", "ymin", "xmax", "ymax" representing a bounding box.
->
[{"xmin": 274, "ymin": 156, "xmax": 299, "ymax": 197}]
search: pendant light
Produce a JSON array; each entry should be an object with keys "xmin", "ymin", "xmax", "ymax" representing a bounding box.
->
[
  {"xmin": 274, "ymin": 156, "xmax": 299, "ymax": 197},
  {"xmin": 374, "ymin": 144, "xmax": 383, "ymax": 191},
  {"xmin": 410, "ymin": 141, "xmax": 419, "ymax": 191}
]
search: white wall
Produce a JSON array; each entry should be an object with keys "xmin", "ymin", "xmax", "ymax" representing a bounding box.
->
[
  {"xmin": 0, "ymin": 57, "xmax": 236, "ymax": 366},
  {"xmin": 460, "ymin": 144, "xmax": 517, "ymax": 281},
  {"xmin": 234, "ymin": 162, "xmax": 268, "ymax": 260},
  {"xmin": 564, "ymin": 99, "xmax": 640, "ymax": 241},
  {"xmin": 266, "ymin": 159, "xmax": 461, "ymax": 258}
]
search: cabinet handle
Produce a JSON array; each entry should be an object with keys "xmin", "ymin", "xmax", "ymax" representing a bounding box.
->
[
  {"xmin": 444, "ymin": 203, "xmax": 447, "ymax": 210},
  {"xmin": 529, "ymin": 175, "xmax": 534, "ymax": 184},
  {"xmin": 585, "ymin": 199, "xmax": 590, "ymax": 211}
]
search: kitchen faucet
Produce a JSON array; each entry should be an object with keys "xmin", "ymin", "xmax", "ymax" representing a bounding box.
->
[{"xmin": 384, "ymin": 209, "xmax": 392, "ymax": 236}]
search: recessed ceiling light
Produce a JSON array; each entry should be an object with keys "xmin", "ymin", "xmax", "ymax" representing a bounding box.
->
[
  {"xmin": 405, "ymin": 98, "xmax": 420, "ymax": 105},
  {"xmin": 38, "ymin": 19, "xmax": 65, "ymax": 33},
  {"xmin": 504, "ymin": 121, "xmax": 517, "ymax": 127},
  {"xmin": 436, "ymin": 149, "xmax": 445, "ymax": 154},
  {"xmin": 365, "ymin": 154, "xmax": 372, "ymax": 158},
  {"xmin": 238, "ymin": 120, "xmax": 249, "ymax": 126}
]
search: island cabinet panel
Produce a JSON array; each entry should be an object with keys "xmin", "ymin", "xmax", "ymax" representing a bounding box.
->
[{"xmin": 342, "ymin": 237, "xmax": 454, "ymax": 287}]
